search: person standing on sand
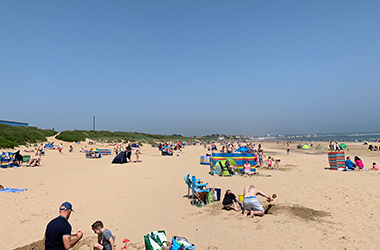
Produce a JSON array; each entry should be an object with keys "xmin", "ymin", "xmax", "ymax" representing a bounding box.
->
[
  {"xmin": 243, "ymin": 185, "xmax": 271, "ymax": 217},
  {"xmin": 44, "ymin": 202, "xmax": 83, "ymax": 249},
  {"xmin": 126, "ymin": 143, "xmax": 132, "ymax": 163},
  {"xmin": 39, "ymin": 144, "xmax": 44, "ymax": 156},
  {"xmin": 287, "ymin": 144, "xmax": 290, "ymax": 154},
  {"xmin": 58, "ymin": 143, "xmax": 63, "ymax": 153}
]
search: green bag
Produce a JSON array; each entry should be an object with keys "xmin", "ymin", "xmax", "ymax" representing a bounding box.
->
[
  {"xmin": 208, "ymin": 190, "xmax": 214, "ymax": 204},
  {"xmin": 144, "ymin": 230, "xmax": 167, "ymax": 250}
]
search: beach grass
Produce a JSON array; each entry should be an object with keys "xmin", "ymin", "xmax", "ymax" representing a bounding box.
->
[{"xmin": 0, "ymin": 124, "xmax": 57, "ymax": 149}]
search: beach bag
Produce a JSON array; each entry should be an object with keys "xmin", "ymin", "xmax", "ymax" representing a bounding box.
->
[
  {"xmin": 144, "ymin": 230, "xmax": 168, "ymax": 250},
  {"xmin": 207, "ymin": 190, "xmax": 214, "ymax": 204},
  {"xmin": 171, "ymin": 236, "xmax": 195, "ymax": 250}
]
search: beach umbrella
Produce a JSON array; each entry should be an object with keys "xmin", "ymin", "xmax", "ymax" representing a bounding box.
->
[
  {"xmin": 301, "ymin": 145, "xmax": 311, "ymax": 149},
  {"xmin": 235, "ymin": 147, "xmax": 249, "ymax": 152},
  {"xmin": 90, "ymin": 148, "xmax": 99, "ymax": 152},
  {"xmin": 340, "ymin": 143, "xmax": 347, "ymax": 149}
]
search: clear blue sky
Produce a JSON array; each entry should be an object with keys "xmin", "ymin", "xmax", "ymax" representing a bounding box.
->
[{"xmin": 1, "ymin": 1, "xmax": 379, "ymax": 136}]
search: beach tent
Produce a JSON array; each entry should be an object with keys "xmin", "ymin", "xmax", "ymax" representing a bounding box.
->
[
  {"xmin": 214, "ymin": 159, "xmax": 237, "ymax": 176},
  {"xmin": 112, "ymin": 151, "xmax": 127, "ymax": 164},
  {"xmin": 302, "ymin": 144, "xmax": 312, "ymax": 149},
  {"xmin": 363, "ymin": 141, "xmax": 369, "ymax": 145},
  {"xmin": 340, "ymin": 143, "xmax": 347, "ymax": 149}
]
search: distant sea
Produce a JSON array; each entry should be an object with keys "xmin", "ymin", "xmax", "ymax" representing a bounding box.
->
[{"xmin": 258, "ymin": 132, "xmax": 380, "ymax": 143}]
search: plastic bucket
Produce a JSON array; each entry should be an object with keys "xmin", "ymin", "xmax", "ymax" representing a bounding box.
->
[{"xmin": 238, "ymin": 195, "xmax": 244, "ymax": 202}]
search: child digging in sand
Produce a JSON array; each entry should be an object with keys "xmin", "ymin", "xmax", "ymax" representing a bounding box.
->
[
  {"xmin": 222, "ymin": 189, "xmax": 240, "ymax": 211},
  {"xmin": 92, "ymin": 220, "xmax": 116, "ymax": 250},
  {"xmin": 371, "ymin": 162, "xmax": 379, "ymax": 170}
]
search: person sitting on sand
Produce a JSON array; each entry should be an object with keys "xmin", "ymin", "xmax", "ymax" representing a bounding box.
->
[
  {"xmin": 222, "ymin": 189, "xmax": 240, "ymax": 212},
  {"xmin": 28, "ymin": 153, "xmax": 41, "ymax": 167},
  {"xmin": 354, "ymin": 156, "xmax": 364, "ymax": 170},
  {"xmin": 371, "ymin": 162, "xmax": 379, "ymax": 170},
  {"xmin": 243, "ymin": 160, "xmax": 255, "ymax": 176},
  {"xmin": 243, "ymin": 185, "xmax": 271, "ymax": 217},
  {"xmin": 12, "ymin": 150, "xmax": 22, "ymax": 166},
  {"xmin": 92, "ymin": 220, "xmax": 115, "ymax": 250},
  {"xmin": 44, "ymin": 202, "xmax": 83, "ymax": 249},
  {"xmin": 345, "ymin": 156, "xmax": 356, "ymax": 171},
  {"xmin": 226, "ymin": 160, "xmax": 238, "ymax": 175}
]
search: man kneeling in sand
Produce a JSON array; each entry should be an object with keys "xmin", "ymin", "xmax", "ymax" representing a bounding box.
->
[{"xmin": 243, "ymin": 185, "xmax": 271, "ymax": 217}]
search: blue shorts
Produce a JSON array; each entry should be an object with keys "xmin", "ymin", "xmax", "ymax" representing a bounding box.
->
[{"xmin": 243, "ymin": 196, "xmax": 264, "ymax": 213}]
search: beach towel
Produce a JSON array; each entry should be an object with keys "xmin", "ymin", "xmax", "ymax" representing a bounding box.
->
[{"xmin": 0, "ymin": 188, "xmax": 28, "ymax": 193}]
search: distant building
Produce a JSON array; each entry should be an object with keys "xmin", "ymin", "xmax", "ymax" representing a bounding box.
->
[{"xmin": 0, "ymin": 119, "xmax": 28, "ymax": 127}]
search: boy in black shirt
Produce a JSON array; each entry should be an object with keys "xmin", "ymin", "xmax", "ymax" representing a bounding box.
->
[{"xmin": 222, "ymin": 189, "xmax": 240, "ymax": 211}]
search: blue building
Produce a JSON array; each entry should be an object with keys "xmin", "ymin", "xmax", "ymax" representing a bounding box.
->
[{"xmin": 0, "ymin": 119, "xmax": 28, "ymax": 127}]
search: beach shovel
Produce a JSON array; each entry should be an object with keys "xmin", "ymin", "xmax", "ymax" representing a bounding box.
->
[{"xmin": 122, "ymin": 238, "xmax": 130, "ymax": 249}]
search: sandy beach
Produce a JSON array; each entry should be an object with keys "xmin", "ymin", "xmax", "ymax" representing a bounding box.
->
[{"xmin": 2, "ymin": 138, "xmax": 380, "ymax": 250}]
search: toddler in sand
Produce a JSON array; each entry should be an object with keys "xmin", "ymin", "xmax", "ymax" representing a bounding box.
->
[
  {"xmin": 371, "ymin": 162, "xmax": 379, "ymax": 170},
  {"xmin": 92, "ymin": 220, "xmax": 116, "ymax": 250},
  {"xmin": 266, "ymin": 156, "xmax": 273, "ymax": 169}
]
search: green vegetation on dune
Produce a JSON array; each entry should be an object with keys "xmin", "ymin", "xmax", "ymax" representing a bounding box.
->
[
  {"xmin": 56, "ymin": 130, "xmax": 208, "ymax": 144},
  {"xmin": 0, "ymin": 125, "xmax": 222, "ymax": 149},
  {"xmin": 0, "ymin": 124, "xmax": 57, "ymax": 149}
]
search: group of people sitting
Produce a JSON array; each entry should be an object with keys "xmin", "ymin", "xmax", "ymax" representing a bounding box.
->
[
  {"xmin": 159, "ymin": 143, "xmax": 178, "ymax": 156},
  {"xmin": 368, "ymin": 145, "xmax": 379, "ymax": 151},
  {"xmin": 345, "ymin": 156, "xmax": 378, "ymax": 171},
  {"xmin": 1, "ymin": 150, "xmax": 41, "ymax": 167}
]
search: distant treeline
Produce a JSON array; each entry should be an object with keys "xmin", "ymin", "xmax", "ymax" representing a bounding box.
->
[{"xmin": 0, "ymin": 124, "xmax": 57, "ymax": 149}]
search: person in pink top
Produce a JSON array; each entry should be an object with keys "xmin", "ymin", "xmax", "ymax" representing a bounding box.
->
[
  {"xmin": 371, "ymin": 162, "xmax": 379, "ymax": 170},
  {"xmin": 354, "ymin": 156, "xmax": 364, "ymax": 170},
  {"xmin": 243, "ymin": 160, "xmax": 255, "ymax": 176}
]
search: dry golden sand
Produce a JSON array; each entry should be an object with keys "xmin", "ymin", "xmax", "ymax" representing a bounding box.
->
[{"xmin": 2, "ymin": 138, "xmax": 380, "ymax": 250}]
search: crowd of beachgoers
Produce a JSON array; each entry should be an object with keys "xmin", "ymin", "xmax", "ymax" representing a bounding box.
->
[{"xmin": 3, "ymin": 138, "xmax": 380, "ymax": 249}]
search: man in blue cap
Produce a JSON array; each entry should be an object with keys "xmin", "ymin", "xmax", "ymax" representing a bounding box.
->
[{"xmin": 44, "ymin": 202, "xmax": 83, "ymax": 249}]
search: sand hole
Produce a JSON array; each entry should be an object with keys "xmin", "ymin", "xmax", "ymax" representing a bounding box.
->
[
  {"xmin": 264, "ymin": 204, "xmax": 330, "ymax": 221},
  {"xmin": 275, "ymin": 164, "xmax": 297, "ymax": 172},
  {"xmin": 15, "ymin": 236, "xmax": 97, "ymax": 250}
]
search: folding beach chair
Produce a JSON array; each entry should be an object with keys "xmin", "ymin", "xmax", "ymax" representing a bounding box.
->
[
  {"xmin": 22, "ymin": 155, "xmax": 31, "ymax": 165},
  {"xmin": 183, "ymin": 173, "xmax": 209, "ymax": 199},
  {"xmin": 190, "ymin": 176, "xmax": 209, "ymax": 206}
]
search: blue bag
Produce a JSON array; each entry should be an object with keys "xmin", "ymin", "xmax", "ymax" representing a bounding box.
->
[{"xmin": 171, "ymin": 236, "xmax": 195, "ymax": 250}]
